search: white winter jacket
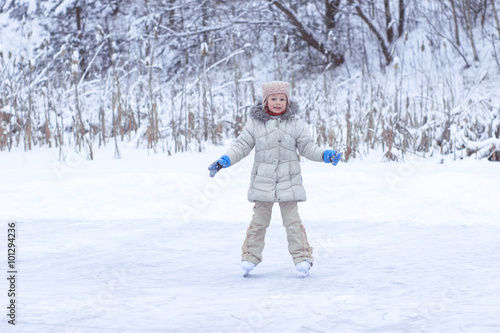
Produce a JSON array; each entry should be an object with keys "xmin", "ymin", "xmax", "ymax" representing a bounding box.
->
[{"xmin": 225, "ymin": 100, "xmax": 325, "ymax": 202}]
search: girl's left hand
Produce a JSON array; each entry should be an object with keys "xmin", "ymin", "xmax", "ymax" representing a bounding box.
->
[{"xmin": 323, "ymin": 150, "xmax": 342, "ymax": 166}]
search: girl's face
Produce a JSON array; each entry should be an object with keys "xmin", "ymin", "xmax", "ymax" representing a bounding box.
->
[{"xmin": 266, "ymin": 93, "xmax": 287, "ymax": 114}]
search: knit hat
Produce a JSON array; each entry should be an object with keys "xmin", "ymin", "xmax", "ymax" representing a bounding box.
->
[{"xmin": 262, "ymin": 81, "xmax": 291, "ymax": 106}]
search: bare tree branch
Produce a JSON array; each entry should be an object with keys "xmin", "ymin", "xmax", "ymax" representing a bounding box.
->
[
  {"xmin": 423, "ymin": 13, "xmax": 471, "ymax": 68},
  {"xmin": 269, "ymin": 0, "xmax": 344, "ymax": 66},
  {"xmin": 353, "ymin": 4, "xmax": 392, "ymax": 65}
]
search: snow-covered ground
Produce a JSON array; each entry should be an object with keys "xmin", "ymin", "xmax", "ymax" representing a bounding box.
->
[{"xmin": 1, "ymin": 144, "xmax": 499, "ymax": 332}]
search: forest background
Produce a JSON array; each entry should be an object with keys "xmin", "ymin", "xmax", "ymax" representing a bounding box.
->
[{"xmin": 0, "ymin": 0, "xmax": 499, "ymax": 162}]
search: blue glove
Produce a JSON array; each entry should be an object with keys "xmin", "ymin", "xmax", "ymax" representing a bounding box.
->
[
  {"xmin": 208, "ymin": 155, "xmax": 231, "ymax": 177},
  {"xmin": 323, "ymin": 150, "xmax": 342, "ymax": 166}
]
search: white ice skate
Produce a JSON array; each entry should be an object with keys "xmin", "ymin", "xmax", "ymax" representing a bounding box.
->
[
  {"xmin": 241, "ymin": 261, "xmax": 256, "ymax": 277},
  {"xmin": 295, "ymin": 260, "xmax": 312, "ymax": 278}
]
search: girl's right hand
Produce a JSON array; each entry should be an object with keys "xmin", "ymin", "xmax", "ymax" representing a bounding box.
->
[{"xmin": 208, "ymin": 155, "xmax": 231, "ymax": 177}]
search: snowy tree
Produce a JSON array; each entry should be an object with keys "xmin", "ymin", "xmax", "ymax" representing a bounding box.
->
[{"xmin": 0, "ymin": 0, "xmax": 498, "ymax": 160}]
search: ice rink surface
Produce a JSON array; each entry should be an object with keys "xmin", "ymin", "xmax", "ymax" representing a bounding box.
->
[{"xmin": 1, "ymin": 145, "xmax": 499, "ymax": 332}]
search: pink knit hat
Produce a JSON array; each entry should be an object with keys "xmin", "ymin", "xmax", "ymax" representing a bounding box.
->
[{"xmin": 262, "ymin": 81, "xmax": 291, "ymax": 106}]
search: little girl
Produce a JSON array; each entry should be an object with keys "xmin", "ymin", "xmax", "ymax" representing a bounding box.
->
[{"xmin": 208, "ymin": 81, "xmax": 341, "ymax": 277}]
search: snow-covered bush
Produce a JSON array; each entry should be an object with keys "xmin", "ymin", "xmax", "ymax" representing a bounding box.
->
[{"xmin": 0, "ymin": 0, "xmax": 498, "ymax": 160}]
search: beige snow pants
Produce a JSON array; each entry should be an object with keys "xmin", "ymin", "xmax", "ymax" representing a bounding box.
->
[{"xmin": 241, "ymin": 201, "xmax": 313, "ymax": 265}]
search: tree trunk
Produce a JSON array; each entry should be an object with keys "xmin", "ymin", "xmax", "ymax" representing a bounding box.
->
[
  {"xmin": 168, "ymin": 0, "xmax": 176, "ymax": 26},
  {"xmin": 398, "ymin": 0, "xmax": 405, "ymax": 37},
  {"xmin": 325, "ymin": 0, "xmax": 341, "ymax": 30},
  {"xmin": 464, "ymin": 0, "xmax": 480, "ymax": 61},
  {"xmin": 449, "ymin": 0, "xmax": 461, "ymax": 46},
  {"xmin": 384, "ymin": 0, "xmax": 394, "ymax": 43},
  {"xmin": 76, "ymin": 6, "xmax": 86, "ymax": 71},
  {"xmin": 491, "ymin": 0, "xmax": 500, "ymax": 39}
]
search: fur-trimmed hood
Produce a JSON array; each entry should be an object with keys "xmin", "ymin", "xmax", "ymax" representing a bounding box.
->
[{"xmin": 249, "ymin": 100, "xmax": 300, "ymax": 122}]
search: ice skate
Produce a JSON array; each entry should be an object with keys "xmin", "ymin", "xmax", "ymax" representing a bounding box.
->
[
  {"xmin": 295, "ymin": 260, "xmax": 312, "ymax": 278},
  {"xmin": 241, "ymin": 261, "xmax": 256, "ymax": 277}
]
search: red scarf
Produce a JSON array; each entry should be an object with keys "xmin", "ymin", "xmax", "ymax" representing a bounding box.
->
[{"xmin": 265, "ymin": 108, "xmax": 287, "ymax": 116}]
